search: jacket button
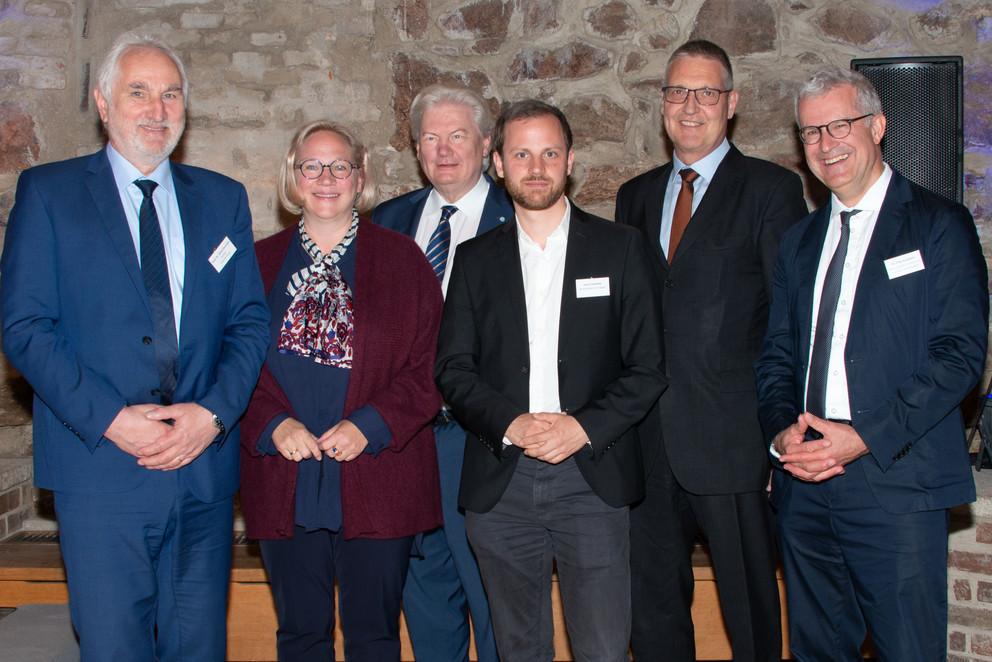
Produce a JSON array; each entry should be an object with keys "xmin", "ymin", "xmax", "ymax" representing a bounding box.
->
[
  {"xmin": 521, "ymin": 366, "xmax": 529, "ymax": 374},
  {"xmin": 664, "ymin": 279, "xmax": 674, "ymax": 288},
  {"xmin": 142, "ymin": 336, "xmax": 153, "ymax": 345}
]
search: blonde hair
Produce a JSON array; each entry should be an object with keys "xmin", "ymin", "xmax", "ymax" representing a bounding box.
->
[{"xmin": 278, "ymin": 120, "xmax": 377, "ymax": 215}]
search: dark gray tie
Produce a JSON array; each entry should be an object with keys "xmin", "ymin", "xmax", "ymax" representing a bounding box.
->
[
  {"xmin": 806, "ymin": 209, "xmax": 861, "ymax": 418},
  {"xmin": 135, "ymin": 179, "xmax": 178, "ymax": 404}
]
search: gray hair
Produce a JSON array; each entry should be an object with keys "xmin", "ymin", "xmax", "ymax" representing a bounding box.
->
[
  {"xmin": 795, "ymin": 67, "xmax": 883, "ymax": 124},
  {"xmin": 665, "ymin": 40, "xmax": 734, "ymax": 90},
  {"xmin": 97, "ymin": 33, "xmax": 189, "ymax": 107},
  {"xmin": 409, "ymin": 84, "xmax": 494, "ymax": 142}
]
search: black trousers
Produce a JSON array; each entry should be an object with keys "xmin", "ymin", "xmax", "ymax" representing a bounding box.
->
[
  {"xmin": 259, "ymin": 526, "xmax": 413, "ymax": 662},
  {"xmin": 630, "ymin": 448, "xmax": 781, "ymax": 662}
]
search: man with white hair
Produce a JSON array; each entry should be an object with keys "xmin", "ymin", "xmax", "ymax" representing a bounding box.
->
[
  {"xmin": 756, "ymin": 67, "xmax": 987, "ymax": 660},
  {"xmin": 373, "ymin": 83, "xmax": 511, "ymax": 662},
  {"xmin": 1, "ymin": 33, "xmax": 268, "ymax": 660}
]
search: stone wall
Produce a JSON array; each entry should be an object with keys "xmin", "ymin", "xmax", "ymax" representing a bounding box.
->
[
  {"xmin": 948, "ymin": 470, "xmax": 992, "ymax": 661},
  {"xmin": 0, "ymin": 0, "xmax": 990, "ymax": 528}
]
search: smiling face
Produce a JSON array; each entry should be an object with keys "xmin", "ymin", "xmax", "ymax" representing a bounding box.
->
[
  {"xmin": 493, "ymin": 114, "xmax": 573, "ymax": 212},
  {"xmin": 93, "ymin": 46, "xmax": 186, "ymax": 175},
  {"xmin": 295, "ymin": 130, "xmax": 364, "ymax": 228},
  {"xmin": 798, "ymin": 84, "xmax": 886, "ymax": 207},
  {"xmin": 662, "ymin": 54, "xmax": 737, "ymax": 165},
  {"xmin": 416, "ymin": 101, "xmax": 490, "ymax": 203}
]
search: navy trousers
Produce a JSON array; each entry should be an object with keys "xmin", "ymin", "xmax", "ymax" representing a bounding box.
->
[
  {"xmin": 402, "ymin": 420, "xmax": 498, "ymax": 662},
  {"xmin": 776, "ymin": 458, "xmax": 949, "ymax": 662},
  {"xmin": 260, "ymin": 526, "xmax": 412, "ymax": 662},
  {"xmin": 55, "ymin": 472, "xmax": 233, "ymax": 662}
]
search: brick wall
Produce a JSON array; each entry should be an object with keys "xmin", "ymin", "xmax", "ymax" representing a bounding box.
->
[
  {"xmin": 0, "ymin": 459, "xmax": 32, "ymax": 540},
  {"xmin": 948, "ymin": 470, "xmax": 992, "ymax": 661}
]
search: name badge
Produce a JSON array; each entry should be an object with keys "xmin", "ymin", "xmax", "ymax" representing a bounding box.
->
[
  {"xmin": 883, "ymin": 250, "xmax": 924, "ymax": 280},
  {"xmin": 209, "ymin": 236, "xmax": 236, "ymax": 273},
  {"xmin": 576, "ymin": 276, "xmax": 610, "ymax": 298}
]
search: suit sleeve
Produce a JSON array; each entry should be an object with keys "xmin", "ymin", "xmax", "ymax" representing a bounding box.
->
[
  {"xmin": 436, "ymin": 250, "xmax": 526, "ymax": 453},
  {"xmin": 571, "ymin": 233, "xmax": 668, "ymax": 453},
  {"xmin": 194, "ymin": 184, "xmax": 270, "ymax": 440},
  {"xmin": 756, "ymin": 170, "xmax": 808, "ymax": 295},
  {"xmin": 755, "ymin": 232, "xmax": 803, "ymax": 445},
  {"xmin": 1, "ymin": 170, "xmax": 126, "ymax": 450},
  {"xmin": 856, "ymin": 204, "xmax": 989, "ymax": 470}
]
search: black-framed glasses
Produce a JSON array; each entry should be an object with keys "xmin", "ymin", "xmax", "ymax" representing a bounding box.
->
[
  {"xmin": 296, "ymin": 159, "xmax": 358, "ymax": 180},
  {"xmin": 662, "ymin": 86, "xmax": 732, "ymax": 106},
  {"xmin": 797, "ymin": 114, "xmax": 874, "ymax": 145}
]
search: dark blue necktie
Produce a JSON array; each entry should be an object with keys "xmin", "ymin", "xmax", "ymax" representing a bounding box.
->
[
  {"xmin": 425, "ymin": 205, "xmax": 457, "ymax": 282},
  {"xmin": 135, "ymin": 179, "xmax": 178, "ymax": 404},
  {"xmin": 806, "ymin": 209, "xmax": 861, "ymax": 417}
]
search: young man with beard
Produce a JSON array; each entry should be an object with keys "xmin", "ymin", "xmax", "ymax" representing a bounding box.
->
[{"xmin": 436, "ymin": 99, "xmax": 666, "ymax": 661}]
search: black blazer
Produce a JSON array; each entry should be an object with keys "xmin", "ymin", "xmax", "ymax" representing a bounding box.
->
[
  {"xmin": 756, "ymin": 170, "xmax": 987, "ymax": 513},
  {"xmin": 436, "ymin": 205, "xmax": 667, "ymax": 513},
  {"xmin": 615, "ymin": 145, "xmax": 808, "ymax": 494}
]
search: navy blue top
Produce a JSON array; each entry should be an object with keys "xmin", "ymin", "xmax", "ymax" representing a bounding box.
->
[{"xmin": 257, "ymin": 232, "xmax": 391, "ymax": 532}]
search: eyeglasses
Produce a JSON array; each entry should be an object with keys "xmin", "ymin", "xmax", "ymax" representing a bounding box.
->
[
  {"xmin": 797, "ymin": 114, "xmax": 873, "ymax": 145},
  {"xmin": 296, "ymin": 159, "xmax": 358, "ymax": 180},
  {"xmin": 662, "ymin": 86, "xmax": 732, "ymax": 106}
]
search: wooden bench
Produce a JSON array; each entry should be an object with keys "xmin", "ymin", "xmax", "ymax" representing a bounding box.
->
[{"xmin": 0, "ymin": 532, "xmax": 790, "ymax": 660}]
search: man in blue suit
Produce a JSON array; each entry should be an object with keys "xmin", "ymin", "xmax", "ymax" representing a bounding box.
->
[
  {"xmin": 0, "ymin": 34, "xmax": 269, "ymax": 661},
  {"xmin": 755, "ymin": 68, "xmax": 988, "ymax": 661},
  {"xmin": 373, "ymin": 83, "xmax": 510, "ymax": 662}
]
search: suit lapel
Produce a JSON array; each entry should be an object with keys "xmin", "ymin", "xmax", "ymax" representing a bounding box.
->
[
  {"xmin": 559, "ymin": 208, "xmax": 594, "ymax": 347},
  {"xmin": 172, "ymin": 163, "xmax": 204, "ymax": 342},
  {"xmin": 494, "ymin": 222, "xmax": 529, "ymax": 344},
  {"xmin": 478, "ymin": 176, "xmax": 512, "ymax": 235},
  {"xmin": 404, "ymin": 189, "xmax": 430, "ymax": 237},
  {"xmin": 672, "ymin": 146, "xmax": 743, "ymax": 261},
  {"xmin": 643, "ymin": 165, "xmax": 671, "ymax": 270},
  {"xmin": 795, "ymin": 206, "xmax": 831, "ymax": 358},
  {"xmin": 84, "ymin": 151, "xmax": 150, "ymax": 314}
]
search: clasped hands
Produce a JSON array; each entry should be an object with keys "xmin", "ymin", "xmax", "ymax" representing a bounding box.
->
[
  {"xmin": 271, "ymin": 418, "xmax": 368, "ymax": 463},
  {"xmin": 104, "ymin": 402, "xmax": 219, "ymax": 471},
  {"xmin": 506, "ymin": 412, "xmax": 589, "ymax": 464},
  {"xmin": 773, "ymin": 412, "xmax": 869, "ymax": 483}
]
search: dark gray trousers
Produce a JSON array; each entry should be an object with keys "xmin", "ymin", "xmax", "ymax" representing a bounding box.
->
[{"xmin": 465, "ymin": 456, "xmax": 631, "ymax": 662}]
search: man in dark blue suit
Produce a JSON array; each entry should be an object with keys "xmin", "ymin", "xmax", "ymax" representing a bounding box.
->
[
  {"xmin": 0, "ymin": 34, "xmax": 269, "ymax": 661},
  {"xmin": 373, "ymin": 83, "xmax": 510, "ymax": 662},
  {"xmin": 755, "ymin": 68, "xmax": 988, "ymax": 661}
]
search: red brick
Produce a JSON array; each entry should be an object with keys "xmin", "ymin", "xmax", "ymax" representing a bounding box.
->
[
  {"xmin": 978, "ymin": 522, "xmax": 992, "ymax": 545},
  {"xmin": 949, "ymin": 630, "xmax": 966, "ymax": 652},
  {"xmin": 948, "ymin": 654, "xmax": 971, "ymax": 662},
  {"xmin": 950, "ymin": 604, "xmax": 992, "ymax": 628},
  {"xmin": 974, "ymin": 633, "xmax": 992, "ymax": 657},
  {"xmin": 979, "ymin": 581, "xmax": 992, "ymax": 603},
  {"xmin": 949, "ymin": 550, "xmax": 992, "ymax": 575},
  {"xmin": 955, "ymin": 579, "xmax": 973, "ymax": 601}
]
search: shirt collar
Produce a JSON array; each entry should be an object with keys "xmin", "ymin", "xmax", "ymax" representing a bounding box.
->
[
  {"xmin": 828, "ymin": 162, "xmax": 892, "ymax": 217},
  {"xmin": 106, "ymin": 143, "xmax": 174, "ymax": 196},
  {"xmin": 428, "ymin": 173, "xmax": 489, "ymax": 209},
  {"xmin": 672, "ymin": 138, "xmax": 731, "ymax": 183},
  {"xmin": 517, "ymin": 198, "xmax": 571, "ymax": 252}
]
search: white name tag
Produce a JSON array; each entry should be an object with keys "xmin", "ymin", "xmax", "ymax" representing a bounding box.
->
[
  {"xmin": 209, "ymin": 236, "xmax": 237, "ymax": 273},
  {"xmin": 576, "ymin": 276, "xmax": 610, "ymax": 298},
  {"xmin": 883, "ymin": 250, "xmax": 925, "ymax": 280}
]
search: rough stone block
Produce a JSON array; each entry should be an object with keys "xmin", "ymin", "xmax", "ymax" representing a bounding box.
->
[
  {"xmin": 0, "ymin": 103, "xmax": 40, "ymax": 175},
  {"xmin": 950, "ymin": 604, "xmax": 992, "ymax": 628},
  {"xmin": 522, "ymin": 0, "xmax": 560, "ymax": 35},
  {"xmin": 575, "ymin": 165, "xmax": 646, "ymax": 208},
  {"xmin": 586, "ymin": 1, "xmax": 635, "ymax": 39},
  {"xmin": 979, "ymin": 581, "xmax": 992, "ymax": 603},
  {"xmin": 813, "ymin": 5, "xmax": 890, "ymax": 46},
  {"xmin": 392, "ymin": 0, "xmax": 429, "ymax": 41},
  {"xmin": 508, "ymin": 42, "xmax": 611, "ymax": 83},
  {"xmin": 251, "ymin": 32, "xmax": 287, "ymax": 47},
  {"xmin": 24, "ymin": 1, "xmax": 70, "ymax": 17},
  {"xmin": 564, "ymin": 96, "xmax": 629, "ymax": 146},
  {"xmin": 439, "ymin": 0, "xmax": 512, "ymax": 54},
  {"xmin": 180, "ymin": 12, "xmax": 224, "ymax": 29},
  {"xmin": 690, "ymin": 0, "xmax": 776, "ymax": 55},
  {"xmin": 0, "ymin": 55, "xmax": 65, "ymax": 90},
  {"xmin": 979, "ymin": 522, "xmax": 992, "ymax": 545},
  {"xmin": 975, "ymin": 633, "xmax": 992, "ymax": 657},
  {"xmin": 949, "ymin": 630, "xmax": 966, "ymax": 652},
  {"xmin": 955, "ymin": 578, "xmax": 973, "ymax": 601}
]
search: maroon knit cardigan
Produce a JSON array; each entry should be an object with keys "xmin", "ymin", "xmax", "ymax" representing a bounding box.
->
[{"xmin": 239, "ymin": 219, "xmax": 443, "ymax": 540}]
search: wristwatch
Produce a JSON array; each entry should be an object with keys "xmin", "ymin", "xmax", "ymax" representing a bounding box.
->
[{"xmin": 211, "ymin": 413, "xmax": 226, "ymax": 439}]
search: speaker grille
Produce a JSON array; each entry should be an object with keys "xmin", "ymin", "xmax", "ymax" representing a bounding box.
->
[{"xmin": 852, "ymin": 57, "xmax": 963, "ymax": 203}]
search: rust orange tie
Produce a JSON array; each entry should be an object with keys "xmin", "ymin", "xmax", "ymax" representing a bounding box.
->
[{"xmin": 668, "ymin": 168, "xmax": 699, "ymax": 262}]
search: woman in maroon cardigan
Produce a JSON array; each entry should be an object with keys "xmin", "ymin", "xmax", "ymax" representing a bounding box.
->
[{"xmin": 239, "ymin": 120, "xmax": 443, "ymax": 662}]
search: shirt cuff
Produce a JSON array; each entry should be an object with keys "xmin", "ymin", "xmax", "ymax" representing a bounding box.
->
[
  {"xmin": 350, "ymin": 405, "xmax": 392, "ymax": 455},
  {"xmin": 257, "ymin": 413, "xmax": 290, "ymax": 455},
  {"xmin": 768, "ymin": 442, "xmax": 781, "ymax": 460}
]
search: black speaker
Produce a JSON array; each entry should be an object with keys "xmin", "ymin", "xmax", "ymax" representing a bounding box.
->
[{"xmin": 851, "ymin": 56, "xmax": 963, "ymax": 203}]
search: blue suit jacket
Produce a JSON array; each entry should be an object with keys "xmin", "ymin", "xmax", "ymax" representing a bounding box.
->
[
  {"xmin": 1, "ymin": 149, "xmax": 270, "ymax": 501},
  {"xmin": 756, "ymin": 170, "xmax": 988, "ymax": 514},
  {"xmin": 371, "ymin": 175, "xmax": 513, "ymax": 241}
]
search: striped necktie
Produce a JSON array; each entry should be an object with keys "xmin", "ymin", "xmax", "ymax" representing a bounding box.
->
[{"xmin": 426, "ymin": 205, "xmax": 458, "ymax": 282}]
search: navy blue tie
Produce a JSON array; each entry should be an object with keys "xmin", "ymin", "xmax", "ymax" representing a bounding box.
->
[
  {"xmin": 806, "ymin": 209, "xmax": 860, "ymax": 418},
  {"xmin": 135, "ymin": 179, "xmax": 178, "ymax": 404},
  {"xmin": 425, "ymin": 205, "xmax": 457, "ymax": 282}
]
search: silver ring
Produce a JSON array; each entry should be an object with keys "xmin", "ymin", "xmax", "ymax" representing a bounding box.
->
[{"xmin": 290, "ymin": 449, "xmax": 298, "ymax": 456}]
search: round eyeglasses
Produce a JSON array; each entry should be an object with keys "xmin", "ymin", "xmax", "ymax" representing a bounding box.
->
[
  {"xmin": 662, "ymin": 86, "xmax": 732, "ymax": 106},
  {"xmin": 296, "ymin": 159, "xmax": 358, "ymax": 180},
  {"xmin": 797, "ymin": 114, "xmax": 874, "ymax": 145}
]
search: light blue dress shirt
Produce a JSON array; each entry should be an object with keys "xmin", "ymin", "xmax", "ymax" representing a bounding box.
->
[
  {"xmin": 659, "ymin": 138, "xmax": 732, "ymax": 258},
  {"xmin": 105, "ymin": 144, "xmax": 185, "ymax": 340}
]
